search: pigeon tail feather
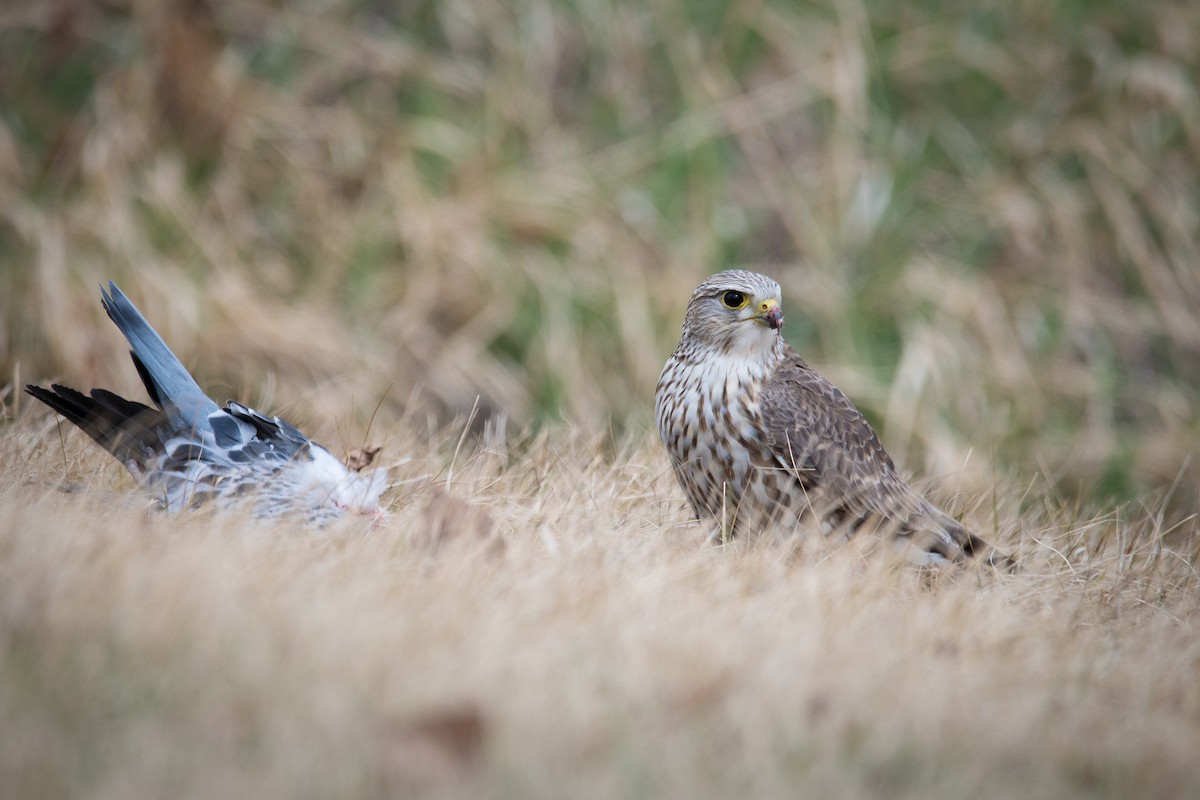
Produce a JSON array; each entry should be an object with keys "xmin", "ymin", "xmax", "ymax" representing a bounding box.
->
[{"xmin": 100, "ymin": 282, "xmax": 220, "ymax": 432}]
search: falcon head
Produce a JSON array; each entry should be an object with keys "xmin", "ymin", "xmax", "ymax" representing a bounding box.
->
[{"xmin": 679, "ymin": 270, "xmax": 784, "ymax": 356}]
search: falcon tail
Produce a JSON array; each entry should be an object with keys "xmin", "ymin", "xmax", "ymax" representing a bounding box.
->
[
  {"xmin": 24, "ymin": 383, "xmax": 166, "ymax": 471},
  {"xmin": 100, "ymin": 282, "xmax": 220, "ymax": 433}
]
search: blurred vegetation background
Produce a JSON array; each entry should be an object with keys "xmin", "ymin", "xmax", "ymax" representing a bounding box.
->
[{"xmin": 2, "ymin": 0, "xmax": 1198, "ymax": 515}]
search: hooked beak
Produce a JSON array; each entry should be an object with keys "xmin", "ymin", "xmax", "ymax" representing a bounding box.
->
[{"xmin": 752, "ymin": 298, "xmax": 784, "ymax": 331}]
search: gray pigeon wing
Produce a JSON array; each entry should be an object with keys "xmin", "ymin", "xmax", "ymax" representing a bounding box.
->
[
  {"xmin": 155, "ymin": 403, "xmax": 308, "ymax": 510},
  {"xmin": 221, "ymin": 403, "xmax": 312, "ymax": 459}
]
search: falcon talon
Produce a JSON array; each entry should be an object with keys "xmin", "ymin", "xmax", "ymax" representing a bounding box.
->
[{"xmin": 655, "ymin": 269, "xmax": 1010, "ymax": 568}]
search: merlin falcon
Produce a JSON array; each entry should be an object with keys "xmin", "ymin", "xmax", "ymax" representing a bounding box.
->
[{"xmin": 655, "ymin": 269, "xmax": 1001, "ymax": 565}]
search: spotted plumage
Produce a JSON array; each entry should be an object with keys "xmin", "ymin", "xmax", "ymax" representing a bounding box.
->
[
  {"xmin": 26, "ymin": 282, "xmax": 387, "ymax": 524},
  {"xmin": 656, "ymin": 269, "xmax": 1003, "ymax": 565}
]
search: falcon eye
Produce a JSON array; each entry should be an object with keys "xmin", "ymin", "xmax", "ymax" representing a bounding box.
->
[{"xmin": 721, "ymin": 290, "xmax": 748, "ymax": 309}]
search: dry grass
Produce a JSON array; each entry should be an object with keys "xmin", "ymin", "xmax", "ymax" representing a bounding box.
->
[
  {"xmin": 3, "ymin": 0, "xmax": 1200, "ymax": 796},
  {"xmin": 3, "ymin": 417, "xmax": 1199, "ymax": 799}
]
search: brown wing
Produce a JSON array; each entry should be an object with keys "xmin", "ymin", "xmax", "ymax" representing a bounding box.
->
[
  {"xmin": 758, "ymin": 354, "xmax": 931, "ymax": 529},
  {"xmin": 758, "ymin": 353, "xmax": 1007, "ymax": 565}
]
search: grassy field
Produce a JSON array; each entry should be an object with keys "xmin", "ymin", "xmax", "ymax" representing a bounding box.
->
[{"xmin": 2, "ymin": 0, "xmax": 1199, "ymax": 797}]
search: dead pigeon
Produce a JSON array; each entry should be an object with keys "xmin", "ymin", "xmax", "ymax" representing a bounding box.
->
[{"xmin": 26, "ymin": 282, "xmax": 388, "ymax": 524}]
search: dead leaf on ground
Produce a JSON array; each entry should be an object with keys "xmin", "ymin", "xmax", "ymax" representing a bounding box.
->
[
  {"xmin": 379, "ymin": 704, "xmax": 487, "ymax": 789},
  {"xmin": 345, "ymin": 443, "xmax": 382, "ymax": 472}
]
